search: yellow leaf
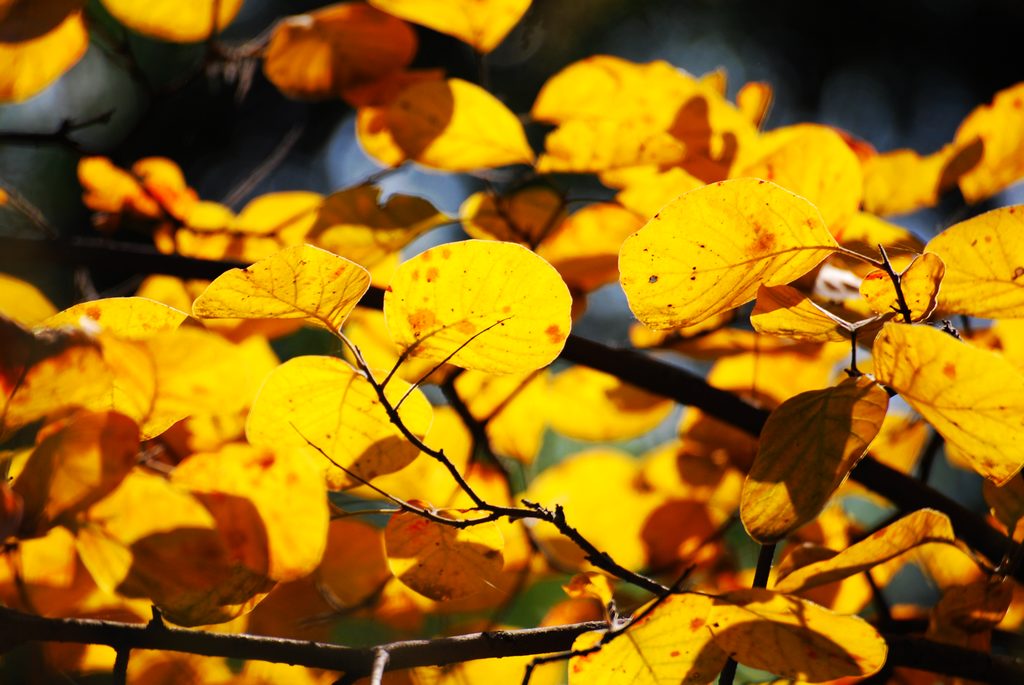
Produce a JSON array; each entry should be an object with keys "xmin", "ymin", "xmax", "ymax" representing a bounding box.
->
[
  {"xmin": 192, "ymin": 244, "xmax": 370, "ymax": 331},
  {"xmin": 316, "ymin": 519, "xmax": 391, "ymax": 607},
  {"xmin": 386, "ymin": 78, "xmax": 535, "ymax": 171},
  {"xmin": 263, "ymin": 3, "xmax": 416, "ymax": 100},
  {"xmin": 872, "ymin": 322, "xmax": 1024, "ymax": 485},
  {"xmin": 99, "ymin": 0, "xmax": 243, "ymax": 42},
  {"xmin": 452, "ymin": 370, "xmax": 547, "ymax": 463},
  {"xmin": 384, "ymin": 509, "xmax": 504, "ymax": 601},
  {"xmin": 245, "ymin": 355, "xmax": 433, "ymax": 489},
  {"xmin": 619, "ymin": 178, "xmax": 837, "ymax": 329},
  {"xmin": 13, "ymin": 410, "xmax": 139, "ymax": 536},
  {"xmin": 834, "ymin": 211, "xmax": 924, "ymax": 256},
  {"xmin": 0, "ymin": 272, "xmax": 57, "ymax": 326},
  {"xmin": 861, "ymin": 141, "xmax": 983, "ymax": 216},
  {"xmin": 775, "ymin": 509, "xmax": 954, "ymax": 593},
  {"xmin": 568, "ymin": 593, "xmax": 727, "ymax": 685},
  {"xmin": 368, "ymin": 0, "xmax": 530, "ymax": 53},
  {"xmin": 739, "ymin": 124, "xmax": 863, "ymax": 232},
  {"xmin": 737, "ymin": 81, "xmax": 773, "ymax": 128},
  {"xmin": 77, "ymin": 470, "xmax": 272, "ymax": 626},
  {"xmin": 43, "ymin": 297, "xmax": 188, "ymax": 340},
  {"xmin": 383, "ymin": 240, "xmax": 572, "ymax": 374},
  {"xmin": 536, "ymin": 202, "xmax": 644, "ymax": 293},
  {"xmin": 460, "ymin": 186, "xmax": 565, "ymax": 246},
  {"xmin": 0, "ymin": 1, "xmax": 87, "ymax": 103},
  {"xmin": 751, "ymin": 284, "xmax": 857, "ymax": 343},
  {"xmin": 353, "ymin": 70, "xmax": 446, "ymax": 167},
  {"xmin": 171, "ymin": 443, "xmax": 328, "ymax": 583},
  {"xmin": 309, "ymin": 185, "xmax": 448, "ymax": 267},
  {"xmin": 954, "ymin": 81, "xmax": 1024, "ymax": 202},
  {"xmin": 708, "ymin": 589, "xmax": 887, "ymax": 680},
  {"xmin": 547, "ymin": 366, "xmax": 674, "ymax": 442},
  {"xmin": 741, "ymin": 376, "xmax": 889, "ymax": 543},
  {"xmin": 859, "ymin": 252, "xmax": 945, "ymax": 321},
  {"xmin": 341, "ymin": 308, "xmax": 447, "ymax": 386},
  {"xmin": 535, "ymin": 119, "xmax": 687, "ymax": 173},
  {"xmin": 522, "ymin": 449, "xmax": 660, "ymax": 570},
  {"xmin": 925, "ymin": 205, "xmax": 1024, "ymax": 318},
  {"xmin": 614, "ymin": 167, "xmax": 705, "ymax": 219},
  {"xmin": 563, "ymin": 572, "xmax": 614, "ymax": 606}
]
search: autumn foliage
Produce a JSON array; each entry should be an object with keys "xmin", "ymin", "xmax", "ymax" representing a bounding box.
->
[{"xmin": 3, "ymin": 1, "xmax": 1024, "ymax": 684}]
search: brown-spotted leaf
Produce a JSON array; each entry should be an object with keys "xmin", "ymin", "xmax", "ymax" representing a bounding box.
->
[
  {"xmin": 384, "ymin": 509, "xmax": 504, "ymax": 601},
  {"xmin": 384, "ymin": 240, "xmax": 572, "ymax": 374},
  {"xmin": 43, "ymin": 297, "xmax": 188, "ymax": 340},
  {"xmin": 741, "ymin": 376, "xmax": 889, "ymax": 543},
  {"xmin": 872, "ymin": 322, "xmax": 1024, "ymax": 485},
  {"xmin": 619, "ymin": 178, "xmax": 837, "ymax": 329},
  {"xmin": 708, "ymin": 589, "xmax": 887, "ymax": 680},
  {"xmin": 925, "ymin": 205, "xmax": 1024, "ymax": 318},
  {"xmin": 192, "ymin": 244, "xmax": 370, "ymax": 331},
  {"xmin": 775, "ymin": 509, "xmax": 955, "ymax": 593},
  {"xmin": 859, "ymin": 253, "xmax": 945, "ymax": 321},
  {"xmin": 460, "ymin": 186, "xmax": 565, "ymax": 246}
]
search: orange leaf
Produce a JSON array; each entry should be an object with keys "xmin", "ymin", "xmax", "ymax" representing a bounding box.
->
[
  {"xmin": 0, "ymin": 1, "xmax": 87, "ymax": 103},
  {"xmin": 368, "ymin": 0, "xmax": 530, "ymax": 53}
]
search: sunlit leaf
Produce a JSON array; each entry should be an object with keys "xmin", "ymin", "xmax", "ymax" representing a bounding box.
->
[
  {"xmin": 536, "ymin": 202, "xmax": 644, "ymax": 293},
  {"xmin": 263, "ymin": 3, "xmax": 416, "ymax": 99},
  {"xmin": 741, "ymin": 376, "xmax": 889, "ymax": 543},
  {"xmin": 453, "ymin": 370, "xmax": 548, "ymax": 463},
  {"xmin": 0, "ymin": 272, "xmax": 57, "ymax": 326},
  {"xmin": 384, "ymin": 509, "xmax": 504, "ymax": 601},
  {"xmin": 775, "ymin": 509, "xmax": 954, "ymax": 593},
  {"xmin": 862, "ymin": 141, "xmax": 983, "ymax": 216},
  {"xmin": 983, "ymin": 474, "xmax": 1024, "ymax": 533},
  {"xmin": 859, "ymin": 253, "xmax": 945, "ymax": 321},
  {"xmin": 245, "ymin": 355, "xmax": 433, "ymax": 489},
  {"xmin": 100, "ymin": 0, "xmax": 244, "ymax": 42},
  {"xmin": 737, "ymin": 81, "xmax": 773, "ymax": 128},
  {"xmin": 460, "ymin": 186, "xmax": 565, "ymax": 246},
  {"xmin": 619, "ymin": 178, "xmax": 837, "ymax": 329},
  {"xmin": 353, "ymin": 70, "xmax": 445, "ymax": 167},
  {"xmin": 535, "ymin": 119, "xmax": 687, "ymax": 173},
  {"xmin": 309, "ymin": 185, "xmax": 448, "ymax": 267},
  {"xmin": 568, "ymin": 593, "xmax": 727, "ymax": 685},
  {"xmin": 925, "ymin": 205, "xmax": 1024, "ymax": 318},
  {"xmin": 751, "ymin": 284, "xmax": 857, "ymax": 343},
  {"xmin": 954, "ymin": 81, "xmax": 1024, "ymax": 202},
  {"xmin": 385, "ymin": 78, "xmax": 535, "ymax": 171},
  {"xmin": 613, "ymin": 167, "xmax": 705, "ymax": 220},
  {"xmin": 564, "ymin": 572, "xmax": 614, "ymax": 607},
  {"xmin": 547, "ymin": 366, "xmax": 673, "ymax": 441},
  {"xmin": 43, "ymin": 297, "xmax": 188, "ymax": 340},
  {"xmin": 368, "ymin": 0, "xmax": 530, "ymax": 53},
  {"xmin": 0, "ymin": 1, "xmax": 87, "ymax": 103},
  {"xmin": 316, "ymin": 519, "xmax": 391, "ymax": 607},
  {"xmin": 708, "ymin": 589, "xmax": 887, "ymax": 680},
  {"xmin": 384, "ymin": 240, "xmax": 572, "ymax": 374},
  {"xmin": 192, "ymin": 244, "xmax": 370, "ymax": 331},
  {"xmin": 171, "ymin": 443, "xmax": 328, "ymax": 582},
  {"xmin": 13, "ymin": 410, "xmax": 138, "ymax": 536},
  {"xmin": 872, "ymin": 322, "xmax": 1024, "ymax": 485}
]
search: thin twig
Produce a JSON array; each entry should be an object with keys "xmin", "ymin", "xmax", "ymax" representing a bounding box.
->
[{"xmin": 720, "ymin": 543, "xmax": 776, "ymax": 685}]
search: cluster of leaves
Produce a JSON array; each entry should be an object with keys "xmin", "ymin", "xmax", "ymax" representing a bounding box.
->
[{"xmin": 3, "ymin": 1, "xmax": 1024, "ymax": 684}]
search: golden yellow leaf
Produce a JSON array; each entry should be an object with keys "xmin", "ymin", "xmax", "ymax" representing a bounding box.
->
[
  {"xmin": 568, "ymin": 593, "xmax": 727, "ymax": 685},
  {"xmin": 925, "ymin": 205, "xmax": 1024, "ymax": 318},
  {"xmin": 564, "ymin": 572, "xmax": 614, "ymax": 607},
  {"xmin": 0, "ymin": 1, "xmax": 87, "ymax": 103},
  {"xmin": 245, "ymin": 355, "xmax": 433, "ymax": 489},
  {"xmin": 43, "ymin": 297, "xmax": 188, "ymax": 340},
  {"xmin": 100, "ymin": 0, "xmax": 243, "ymax": 42},
  {"xmin": 414, "ymin": 653, "xmax": 562, "ymax": 685},
  {"xmin": 536, "ymin": 202, "xmax": 644, "ymax": 293},
  {"xmin": 13, "ymin": 410, "xmax": 138, "ymax": 536},
  {"xmin": 263, "ymin": 3, "xmax": 416, "ymax": 99},
  {"xmin": 775, "ymin": 509, "xmax": 954, "ymax": 593},
  {"xmin": 171, "ymin": 443, "xmax": 328, "ymax": 583},
  {"xmin": 78, "ymin": 157, "xmax": 198, "ymax": 231},
  {"xmin": 954, "ymin": 81, "xmax": 1024, "ymax": 202},
  {"xmin": 861, "ymin": 141, "xmax": 983, "ymax": 216},
  {"xmin": 834, "ymin": 211, "xmax": 924, "ymax": 256},
  {"xmin": 751, "ymin": 284, "xmax": 857, "ymax": 343},
  {"xmin": 192, "ymin": 244, "xmax": 370, "ymax": 331},
  {"xmin": 535, "ymin": 119, "xmax": 687, "ymax": 173},
  {"xmin": 739, "ymin": 124, "xmax": 863, "ymax": 232},
  {"xmin": 452, "ymin": 370, "xmax": 547, "ymax": 463},
  {"xmin": 77, "ymin": 470, "xmax": 272, "ymax": 626},
  {"xmin": 384, "ymin": 240, "xmax": 572, "ymax": 374},
  {"xmin": 309, "ymin": 185, "xmax": 447, "ymax": 267},
  {"xmin": 708, "ymin": 589, "xmax": 886, "ymax": 680},
  {"xmin": 386, "ymin": 78, "xmax": 535, "ymax": 171},
  {"xmin": 341, "ymin": 308, "xmax": 447, "ymax": 386},
  {"xmin": 868, "ymin": 412, "xmax": 930, "ymax": 474},
  {"xmin": 859, "ymin": 253, "xmax": 944, "ymax": 322},
  {"xmin": 872, "ymin": 322, "xmax": 1024, "ymax": 485},
  {"xmin": 547, "ymin": 366, "xmax": 674, "ymax": 441},
  {"xmin": 619, "ymin": 178, "xmax": 837, "ymax": 329},
  {"xmin": 353, "ymin": 70, "xmax": 446, "ymax": 167},
  {"xmin": 522, "ymin": 449, "xmax": 661, "ymax": 570},
  {"xmin": 741, "ymin": 376, "xmax": 890, "ymax": 543},
  {"xmin": 316, "ymin": 519, "xmax": 391, "ymax": 607},
  {"xmin": 614, "ymin": 167, "xmax": 706, "ymax": 220},
  {"xmin": 0, "ymin": 272, "xmax": 57, "ymax": 325},
  {"xmin": 384, "ymin": 509, "xmax": 504, "ymax": 601},
  {"xmin": 460, "ymin": 186, "xmax": 565, "ymax": 246},
  {"xmin": 368, "ymin": 0, "xmax": 530, "ymax": 53},
  {"xmin": 737, "ymin": 81, "xmax": 773, "ymax": 128}
]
